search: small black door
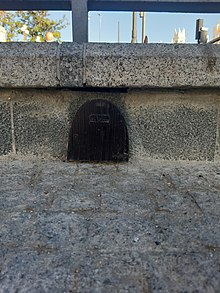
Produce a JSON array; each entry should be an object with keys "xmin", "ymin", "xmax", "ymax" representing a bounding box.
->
[{"xmin": 67, "ymin": 99, "xmax": 129, "ymax": 162}]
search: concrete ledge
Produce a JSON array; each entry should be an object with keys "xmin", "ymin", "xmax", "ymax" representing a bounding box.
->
[
  {"xmin": 0, "ymin": 43, "xmax": 59, "ymax": 87},
  {"xmin": 1, "ymin": 43, "xmax": 220, "ymax": 89}
]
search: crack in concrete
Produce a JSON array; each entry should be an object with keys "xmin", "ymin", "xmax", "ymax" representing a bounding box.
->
[
  {"xmin": 82, "ymin": 43, "xmax": 87, "ymax": 86},
  {"xmin": 56, "ymin": 42, "xmax": 61, "ymax": 84},
  {"xmin": 9, "ymin": 99, "xmax": 16, "ymax": 155}
]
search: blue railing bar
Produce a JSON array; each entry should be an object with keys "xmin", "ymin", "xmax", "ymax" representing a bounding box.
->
[
  {"xmin": 1, "ymin": 0, "xmax": 220, "ymax": 42},
  {"xmin": 0, "ymin": 0, "xmax": 220, "ymax": 13}
]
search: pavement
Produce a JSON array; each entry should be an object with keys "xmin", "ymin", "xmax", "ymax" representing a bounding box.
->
[{"xmin": 0, "ymin": 157, "xmax": 220, "ymax": 293}]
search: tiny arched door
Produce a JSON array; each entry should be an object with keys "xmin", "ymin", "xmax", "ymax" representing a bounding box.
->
[{"xmin": 67, "ymin": 99, "xmax": 129, "ymax": 162}]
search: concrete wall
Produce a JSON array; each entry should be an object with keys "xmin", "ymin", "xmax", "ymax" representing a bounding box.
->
[
  {"xmin": 1, "ymin": 43, "xmax": 220, "ymax": 162},
  {"xmin": 0, "ymin": 88, "xmax": 220, "ymax": 162}
]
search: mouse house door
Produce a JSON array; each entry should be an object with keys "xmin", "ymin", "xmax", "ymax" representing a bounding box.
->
[{"xmin": 67, "ymin": 99, "xmax": 129, "ymax": 162}]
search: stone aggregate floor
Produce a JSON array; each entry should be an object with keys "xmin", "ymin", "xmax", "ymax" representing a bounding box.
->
[{"xmin": 0, "ymin": 158, "xmax": 220, "ymax": 293}]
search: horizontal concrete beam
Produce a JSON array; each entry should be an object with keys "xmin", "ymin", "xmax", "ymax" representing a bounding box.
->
[{"xmin": 1, "ymin": 43, "xmax": 220, "ymax": 89}]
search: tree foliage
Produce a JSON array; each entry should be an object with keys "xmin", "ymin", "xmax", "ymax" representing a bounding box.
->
[{"xmin": 0, "ymin": 11, "xmax": 68, "ymax": 42}]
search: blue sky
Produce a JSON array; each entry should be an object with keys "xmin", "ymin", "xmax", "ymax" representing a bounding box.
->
[{"xmin": 51, "ymin": 11, "xmax": 220, "ymax": 43}]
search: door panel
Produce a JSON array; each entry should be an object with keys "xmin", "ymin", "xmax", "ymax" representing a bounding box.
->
[{"xmin": 68, "ymin": 99, "xmax": 129, "ymax": 162}]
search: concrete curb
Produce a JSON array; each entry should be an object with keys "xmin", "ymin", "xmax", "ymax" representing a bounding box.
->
[{"xmin": 1, "ymin": 43, "xmax": 220, "ymax": 89}]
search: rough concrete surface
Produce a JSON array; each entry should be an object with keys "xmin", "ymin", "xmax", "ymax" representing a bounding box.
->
[
  {"xmin": 1, "ymin": 43, "xmax": 220, "ymax": 89},
  {"xmin": 0, "ymin": 158, "xmax": 220, "ymax": 292},
  {"xmin": 60, "ymin": 43, "xmax": 84, "ymax": 87},
  {"xmin": 125, "ymin": 93, "xmax": 218, "ymax": 161},
  {"xmin": 1, "ymin": 88, "xmax": 219, "ymax": 162},
  {"xmin": 0, "ymin": 43, "xmax": 59, "ymax": 88},
  {"xmin": 12, "ymin": 92, "xmax": 71, "ymax": 159},
  {"xmin": 84, "ymin": 43, "xmax": 220, "ymax": 88}
]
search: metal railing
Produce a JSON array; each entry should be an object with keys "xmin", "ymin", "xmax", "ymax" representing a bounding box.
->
[{"xmin": 1, "ymin": 0, "xmax": 220, "ymax": 42}]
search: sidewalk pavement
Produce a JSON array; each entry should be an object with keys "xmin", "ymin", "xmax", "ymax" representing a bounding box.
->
[{"xmin": 0, "ymin": 158, "xmax": 220, "ymax": 292}]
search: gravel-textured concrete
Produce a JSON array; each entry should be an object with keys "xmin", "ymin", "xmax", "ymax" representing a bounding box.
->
[
  {"xmin": 60, "ymin": 43, "xmax": 83, "ymax": 87},
  {"xmin": 129, "ymin": 102, "xmax": 218, "ymax": 161},
  {"xmin": 1, "ymin": 43, "xmax": 220, "ymax": 89},
  {"xmin": 0, "ymin": 158, "xmax": 220, "ymax": 292},
  {"xmin": 0, "ymin": 89, "xmax": 219, "ymax": 162},
  {"xmin": 84, "ymin": 43, "xmax": 220, "ymax": 88},
  {"xmin": 0, "ymin": 43, "xmax": 59, "ymax": 88},
  {"xmin": 12, "ymin": 92, "xmax": 71, "ymax": 159}
]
